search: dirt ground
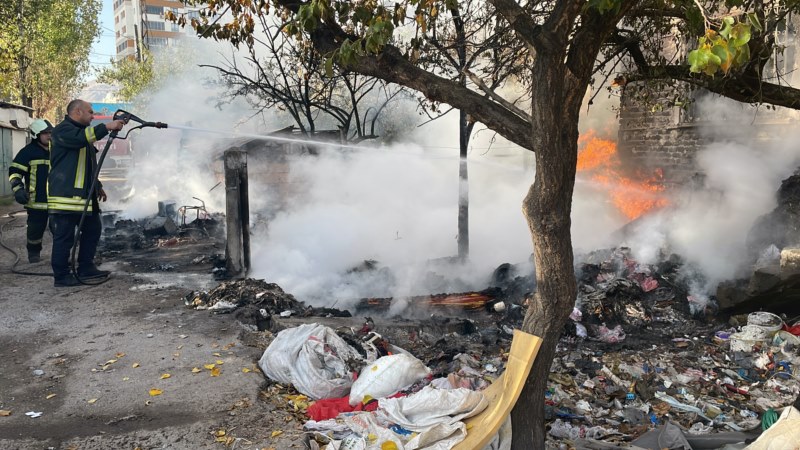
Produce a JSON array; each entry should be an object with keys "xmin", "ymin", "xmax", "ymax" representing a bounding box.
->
[{"xmin": 0, "ymin": 201, "xmax": 307, "ymax": 450}]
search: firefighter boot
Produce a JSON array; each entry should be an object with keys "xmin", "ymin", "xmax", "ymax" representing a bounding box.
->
[
  {"xmin": 78, "ymin": 265, "xmax": 111, "ymax": 279},
  {"xmin": 54, "ymin": 274, "xmax": 81, "ymax": 287}
]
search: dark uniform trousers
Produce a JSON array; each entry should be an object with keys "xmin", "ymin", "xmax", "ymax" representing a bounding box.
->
[
  {"xmin": 26, "ymin": 210, "xmax": 49, "ymax": 255},
  {"xmin": 49, "ymin": 212, "xmax": 102, "ymax": 278}
]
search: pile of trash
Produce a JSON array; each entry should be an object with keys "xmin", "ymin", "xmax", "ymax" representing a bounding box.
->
[
  {"xmin": 187, "ymin": 243, "xmax": 800, "ymax": 448},
  {"xmin": 257, "ymin": 321, "xmax": 512, "ymax": 450},
  {"xmin": 570, "ymin": 247, "xmax": 708, "ymax": 344},
  {"xmin": 543, "ymin": 306, "xmax": 800, "ymax": 449},
  {"xmin": 185, "ymin": 278, "xmax": 353, "ymax": 318}
]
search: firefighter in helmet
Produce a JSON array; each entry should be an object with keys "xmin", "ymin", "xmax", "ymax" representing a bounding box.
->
[{"xmin": 8, "ymin": 118, "xmax": 54, "ymax": 263}]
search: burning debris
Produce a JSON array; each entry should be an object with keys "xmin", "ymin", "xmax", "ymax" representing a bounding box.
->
[
  {"xmin": 572, "ymin": 247, "xmax": 705, "ymax": 343},
  {"xmin": 578, "ymin": 131, "xmax": 669, "ymax": 220},
  {"xmin": 173, "ymin": 237, "xmax": 800, "ymax": 450},
  {"xmin": 355, "ymin": 288, "xmax": 503, "ymax": 314}
]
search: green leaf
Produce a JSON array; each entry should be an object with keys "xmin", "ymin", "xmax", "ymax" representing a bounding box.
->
[
  {"xmin": 688, "ymin": 48, "xmax": 708, "ymax": 73},
  {"xmin": 730, "ymin": 23, "xmax": 751, "ymax": 47},
  {"xmin": 734, "ymin": 42, "xmax": 750, "ymax": 65},
  {"xmin": 711, "ymin": 43, "xmax": 732, "ymax": 72},
  {"xmin": 719, "ymin": 20, "xmax": 733, "ymax": 39},
  {"xmin": 324, "ymin": 56, "xmax": 334, "ymax": 77},
  {"xmin": 747, "ymin": 13, "xmax": 763, "ymax": 32}
]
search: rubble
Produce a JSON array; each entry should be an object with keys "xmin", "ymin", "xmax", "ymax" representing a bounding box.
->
[
  {"xmin": 143, "ymin": 215, "xmax": 178, "ymax": 237},
  {"xmin": 222, "ymin": 244, "xmax": 800, "ymax": 449},
  {"xmin": 184, "ymin": 278, "xmax": 353, "ymax": 321}
]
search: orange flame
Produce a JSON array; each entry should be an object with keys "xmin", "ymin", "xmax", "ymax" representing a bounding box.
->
[{"xmin": 577, "ymin": 130, "xmax": 668, "ymax": 220}]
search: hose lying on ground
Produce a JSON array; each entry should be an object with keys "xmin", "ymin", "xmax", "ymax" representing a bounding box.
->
[{"xmin": 0, "ymin": 210, "xmax": 52, "ymax": 276}]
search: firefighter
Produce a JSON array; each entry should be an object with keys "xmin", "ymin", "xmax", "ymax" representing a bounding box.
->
[
  {"xmin": 8, "ymin": 118, "xmax": 54, "ymax": 263},
  {"xmin": 48, "ymin": 99, "xmax": 125, "ymax": 287}
]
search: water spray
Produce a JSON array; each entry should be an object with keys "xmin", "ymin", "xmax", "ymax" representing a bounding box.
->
[{"xmin": 71, "ymin": 110, "xmax": 170, "ymax": 285}]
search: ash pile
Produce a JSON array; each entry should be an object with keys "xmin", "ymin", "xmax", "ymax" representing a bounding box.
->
[
  {"xmin": 185, "ymin": 278, "xmax": 353, "ymax": 329},
  {"xmin": 570, "ymin": 247, "xmax": 710, "ymax": 345},
  {"xmin": 99, "ymin": 199, "xmax": 224, "ymax": 257}
]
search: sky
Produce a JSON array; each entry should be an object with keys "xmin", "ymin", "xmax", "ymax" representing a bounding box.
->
[{"xmin": 88, "ymin": 0, "xmax": 117, "ymax": 73}]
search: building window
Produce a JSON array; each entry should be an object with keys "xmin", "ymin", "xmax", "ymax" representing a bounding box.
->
[
  {"xmin": 121, "ymin": 10, "xmax": 125, "ymax": 19},
  {"xmin": 146, "ymin": 37, "xmax": 168, "ymax": 48},
  {"xmin": 187, "ymin": 10, "xmax": 200, "ymax": 20},
  {"xmin": 146, "ymin": 20, "xmax": 166, "ymax": 31},
  {"xmin": 145, "ymin": 5, "xmax": 162, "ymax": 15},
  {"xmin": 116, "ymin": 41, "xmax": 130, "ymax": 53}
]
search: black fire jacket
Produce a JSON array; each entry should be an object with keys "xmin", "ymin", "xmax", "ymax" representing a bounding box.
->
[
  {"xmin": 48, "ymin": 116, "xmax": 108, "ymax": 213},
  {"xmin": 8, "ymin": 140, "xmax": 50, "ymax": 211}
]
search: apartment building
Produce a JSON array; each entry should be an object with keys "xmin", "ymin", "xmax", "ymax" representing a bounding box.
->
[{"xmin": 112, "ymin": 0, "xmax": 202, "ymax": 60}]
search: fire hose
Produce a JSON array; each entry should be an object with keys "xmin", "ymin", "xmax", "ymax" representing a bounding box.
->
[
  {"xmin": 0, "ymin": 210, "xmax": 52, "ymax": 276},
  {"xmin": 70, "ymin": 110, "xmax": 168, "ymax": 285}
]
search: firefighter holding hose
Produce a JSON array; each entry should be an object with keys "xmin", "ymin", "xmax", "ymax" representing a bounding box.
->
[{"xmin": 48, "ymin": 99, "xmax": 125, "ymax": 287}]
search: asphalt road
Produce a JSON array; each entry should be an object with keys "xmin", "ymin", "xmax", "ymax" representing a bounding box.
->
[{"xmin": 0, "ymin": 203, "xmax": 303, "ymax": 450}]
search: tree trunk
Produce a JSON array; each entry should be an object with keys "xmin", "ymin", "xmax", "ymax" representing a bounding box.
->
[{"xmin": 510, "ymin": 59, "xmax": 582, "ymax": 448}]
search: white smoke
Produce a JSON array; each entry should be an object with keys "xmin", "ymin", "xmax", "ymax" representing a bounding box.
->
[
  {"xmin": 110, "ymin": 35, "xmax": 800, "ymax": 308},
  {"xmin": 623, "ymin": 93, "xmax": 800, "ymax": 291}
]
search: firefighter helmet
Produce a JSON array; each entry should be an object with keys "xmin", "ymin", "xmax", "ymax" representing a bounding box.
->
[{"xmin": 30, "ymin": 119, "xmax": 54, "ymax": 139}]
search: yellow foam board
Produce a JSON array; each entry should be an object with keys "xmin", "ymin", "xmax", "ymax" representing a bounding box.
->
[{"xmin": 452, "ymin": 329, "xmax": 542, "ymax": 450}]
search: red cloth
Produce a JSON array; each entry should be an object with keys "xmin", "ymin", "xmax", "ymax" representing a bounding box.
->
[
  {"xmin": 783, "ymin": 323, "xmax": 800, "ymax": 336},
  {"xmin": 307, "ymin": 396, "xmax": 379, "ymax": 421}
]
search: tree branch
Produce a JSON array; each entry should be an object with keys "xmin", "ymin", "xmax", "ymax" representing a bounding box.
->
[
  {"xmin": 464, "ymin": 69, "xmax": 529, "ymax": 121},
  {"xmin": 631, "ymin": 64, "xmax": 800, "ymax": 109}
]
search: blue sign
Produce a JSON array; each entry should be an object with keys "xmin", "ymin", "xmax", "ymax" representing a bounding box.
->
[{"xmin": 90, "ymin": 102, "xmax": 130, "ymax": 119}]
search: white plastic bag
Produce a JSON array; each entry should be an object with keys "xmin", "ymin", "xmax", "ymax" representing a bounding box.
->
[
  {"xmin": 259, "ymin": 323, "xmax": 364, "ymax": 400},
  {"xmin": 378, "ymin": 386, "xmax": 487, "ymax": 429},
  {"xmin": 379, "ymin": 386, "xmax": 488, "ymax": 450},
  {"xmin": 481, "ymin": 416, "xmax": 512, "ymax": 450},
  {"xmin": 349, "ymin": 353, "xmax": 430, "ymax": 406}
]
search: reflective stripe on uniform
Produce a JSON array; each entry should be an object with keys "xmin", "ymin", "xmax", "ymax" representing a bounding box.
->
[
  {"xmin": 85, "ymin": 127, "xmax": 97, "ymax": 144},
  {"xmin": 29, "ymin": 159, "xmax": 48, "ymax": 200},
  {"xmin": 75, "ymin": 147, "xmax": 86, "ymax": 189},
  {"xmin": 47, "ymin": 195, "xmax": 92, "ymax": 212},
  {"xmin": 27, "ymin": 238, "xmax": 43, "ymax": 245},
  {"xmin": 9, "ymin": 173, "xmax": 23, "ymax": 186},
  {"xmin": 10, "ymin": 162, "xmax": 28, "ymax": 172},
  {"xmin": 27, "ymin": 202, "xmax": 48, "ymax": 210}
]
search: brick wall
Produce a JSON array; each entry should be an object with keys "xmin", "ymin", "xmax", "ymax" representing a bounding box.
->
[{"xmin": 618, "ymin": 81, "xmax": 798, "ymax": 188}]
